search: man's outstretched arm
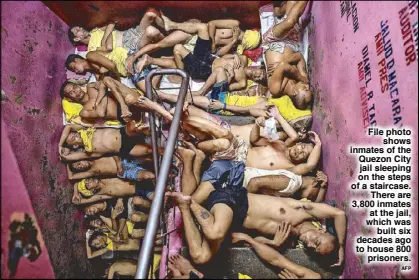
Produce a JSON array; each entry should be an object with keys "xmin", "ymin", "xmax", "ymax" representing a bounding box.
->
[
  {"xmin": 298, "ymin": 199, "xmax": 347, "ymax": 267},
  {"xmin": 233, "ymin": 232, "xmax": 321, "ymax": 279}
]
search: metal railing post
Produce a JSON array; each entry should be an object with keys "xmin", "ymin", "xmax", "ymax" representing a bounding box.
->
[{"xmin": 135, "ymin": 69, "xmax": 189, "ymax": 279}]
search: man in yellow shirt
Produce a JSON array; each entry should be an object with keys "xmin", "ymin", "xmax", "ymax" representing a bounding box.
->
[{"xmin": 68, "ymin": 8, "xmax": 165, "ymax": 51}]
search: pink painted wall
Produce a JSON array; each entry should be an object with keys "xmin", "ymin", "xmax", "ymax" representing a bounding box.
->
[
  {"xmin": 1, "ymin": 1, "xmax": 92, "ymax": 278},
  {"xmin": 1, "ymin": 119, "xmax": 55, "ymax": 279},
  {"xmin": 308, "ymin": 1, "xmax": 418, "ymax": 278},
  {"xmin": 1, "ymin": 1, "xmax": 417, "ymax": 278}
]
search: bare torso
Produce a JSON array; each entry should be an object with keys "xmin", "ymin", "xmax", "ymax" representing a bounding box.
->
[
  {"xmin": 113, "ymin": 238, "xmax": 140, "ymax": 251},
  {"xmin": 215, "ymin": 28, "xmax": 233, "ymax": 46},
  {"xmin": 212, "ymin": 55, "xmax": 247, "ymax": 69},
  {"xmin": 90, "ymin": 128, "xmax": 122, "ymax": 153},
  {"xmin": 243, "ymin": 194, "xmax": 313, "ymax": 236},
  {"xmin": 84, "ymin": 86, "xmax": 119, "ymax": 120},
  {"xmin": 265, "ymin": 47, "xmax": 298, "ymax": 97},
  {"xmin": 91, "ymin": 157, "xmax": 118, "ymax": 176},
  {"xmin": 246, "ymin": 143, "xmax": 294, "ymax": 170},
  {"xmin": 99, "ymin": 178, "xmax": 136, "ymax": 196},
  {"xmin": 230, "ymin": 124, "xmax": 254, "ymax": 143}
]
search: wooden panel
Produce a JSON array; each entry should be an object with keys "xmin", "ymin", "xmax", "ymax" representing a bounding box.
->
[{"xmin": 43, "ymin": 1, "xmax": 270, "ymax": 30}]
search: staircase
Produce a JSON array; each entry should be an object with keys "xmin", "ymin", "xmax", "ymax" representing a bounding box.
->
[{"xmin": 181, "ymin": 246, "xmax": 340, "ymax": 279}]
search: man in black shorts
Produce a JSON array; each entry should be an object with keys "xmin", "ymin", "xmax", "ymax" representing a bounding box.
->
[
  {"xmin": 159, "ymin": 13, "xmax": 218, "ymax": 81},
  {"xmin": 168, "ymin": 145, "xmax": 248, "ymax": 265}
]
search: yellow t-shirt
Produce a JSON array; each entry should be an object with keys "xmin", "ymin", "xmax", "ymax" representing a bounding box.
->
[
  {"xmin": 105, "ymin": 47, "xmax": 129, "ymax": 77},
  {"xmin": 222, "ymin": 94, "xmax": 260, "ymax": 116},
  {"xmin": 62, "ymin": 99, "xmax": 121, "ymax": 126},
  {"xmin": 104, "ymin": 232, "xmax": 114, "ymax": 251},
  {"xmin": 126, "ymin": 221, "xmax": 134, "ymax": 235},
  {"xmin": 88, "ymin": 29, "xmax": 117, "ymax": 52},
  {"xmin": 268, "ymin": 95, "xmax": 311, "ymax": 121}
]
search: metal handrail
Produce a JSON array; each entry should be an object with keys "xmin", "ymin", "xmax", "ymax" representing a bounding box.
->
[{"xmin": 135, "ymin": 69, "xmax": 189, "ymax": 279}]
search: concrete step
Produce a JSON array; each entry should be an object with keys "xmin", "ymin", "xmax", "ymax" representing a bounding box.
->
[
  {"xmin": 218, "ymin": 115, "xmax": 255, "ymax": 126},
  {"xmin": 181, "ymin": 246, "xmax": 340, "ymax": 279}
]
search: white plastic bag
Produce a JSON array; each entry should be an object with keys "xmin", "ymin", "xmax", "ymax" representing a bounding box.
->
[{"xmin": 264, "ymin": 117, "xmax": 279, "ymax": 141}]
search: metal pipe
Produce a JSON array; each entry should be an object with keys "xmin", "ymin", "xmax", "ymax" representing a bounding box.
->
[
  {"xmin": 145, "ymin": 73, "xmax": 160, "ymax": 178},
  {"xmin": 136, "ymin": 69, "xmax": 189, "ymax": 279}
]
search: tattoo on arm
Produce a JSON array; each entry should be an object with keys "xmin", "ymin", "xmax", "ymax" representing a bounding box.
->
[{"xmin": 200, "ymin": 209, "xmax": 210, "ymax": 220}]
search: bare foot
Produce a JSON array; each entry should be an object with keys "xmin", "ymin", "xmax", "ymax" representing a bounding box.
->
[
  {"xmin": 134, "ymin": 123, "xmax": 150, "ymax": 134},
  {"xmin": 231, "ymin": 232, "xmax": 251, "ymax": 244},
  {"xmin": 121, "ymin": 105, "xmax": 132, "ymax": 122},
  {"xmin": 146, "ymin": 7, "xmax": 164, "ymax": 29},
  {"xmin": 135, "ymin": 54, "xmax": 151, "ymax": 74},
  {"xmin": 169, "ymin": 192, "xmax": 192, "ymax": 210},
  {"xmin": 134, "ymin": 96, "xmax": 149, "ymax": 108},
  {"xmin": 183, "ymin": 141, "xmax": 205, "ymax": 160},
  {"xmin": 160, "ymin": 11, "xmax": 173, "ymax": 32},
  {"xmin": 177, "ymin": 146, "xmax": 195, "ymax": 162},
  {"xmin": 168, "ymin": 263, "xmax": 182, "ymax": 278},
  {"xmin": 168, "ymin": 254, "xmax": 203, "ymax": 278}
]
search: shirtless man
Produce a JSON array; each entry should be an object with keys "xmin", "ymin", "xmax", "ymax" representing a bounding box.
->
[
  {"xmin": 66, "ymin": 156, "xmax": 155, "ymax": 182},
  {"xmin": 60, "ymin": 78, "xmax": 173, "ymax": 125},
  {"xmin": 68, "ymin": 8, "xmax": 165, "ymax": 51},
  {"xmin": 245, "ymin": 106, "xmax": 321, "ymax": 176},
  {"xmin": 181, "ymin": 114, "xmax": 243, "ymax": 163},
  {"xmin": 58, "ymin": 124, "xmax": 155, "ymax": 160},
  {"xmin": 84, "ymin": 198, "xmax": 150, "ymax": 224},
  {"xmin": 182, "ymin": 105, "xmax": 318, "ymax": 176},
  {"xmin": 64, "ymin": 51, "xmax": 164, "ymax": 93},
  {"xmin": 179, "ymin": 116, "xmax": 325, "ymax": 203},
  {"xmin": 263, "ymin": 1, "xmax": 312, "ymax": 109},
  {"xmin": 71, "ymin": 177, "xmax": 154, "ymax": 206},
  {"xmin": 169, "ymin": 191, "xmax": 346, "ymax": 267},
  {"xmin": 157, "ymin": 14, "xmax": 265, "ymax": 91},
  {"xmin": 125, "ymin": 14, "xmax": 261, "ymax": 69},
  {"xmin": 86, "ymin": 230, "xmax": 161, "ymax": 259},
  {"xmin": 246, "ymin": 169, "xmax": 328, "ymax": 202}
]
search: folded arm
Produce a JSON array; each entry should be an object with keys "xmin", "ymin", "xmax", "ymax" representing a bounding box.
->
[
  {"xmin": 86, "ymin": 237, "xmax": 109, "ymax": 259},
  {"xmin": 291, "ymin": 142, "xmax": 321, "ymax": 175},
  {"xmin": 300, "ymin": 200, "xmax": 347, "ymax": 258},
  {"xmin": 62, "ymin": 151, "xmax": 105, "ymax": 162},
  {"xmin": 228, "ymin": 69, "xmax": 247, "ymax": 91},
  {"xmin": 249, "ymin": 121, "xmax": 270, "ymax": 147},
  {"xmin": 67, "ymin": 164, "xmax": 95, "ymax": 181},
  {"xmin": 86, "ymin": 51, "xmax": 120, "ymax": 80},
  {"xmin": 100, "ymin": 22, "xmax": 116, "ymax": 51}
]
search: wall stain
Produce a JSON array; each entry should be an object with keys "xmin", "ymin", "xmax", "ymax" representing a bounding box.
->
[
  {"xmin": 9, "ymin": 75, "xmax": 16, "ymax": 84},
  {"xmin": 23, "ymin": 39, "xmax": 35, "ymax": 53},
  {"xmin": 14, "ymin": 94, "xmax": 23, "ymax": 104},
  {"xmin": 325, "ymin": 121, "xmax": 332, "ymax": 135},
  {"xmin": 2, "ymin": 26, "xmax": 9, "ymax": 37},
  {"xmin": 47, "ymin": 41, "xmax": 52, "ymax": 48},
  {"xmin": 24, "ymin": 106, "xmax": 42, "ymax": 116}
]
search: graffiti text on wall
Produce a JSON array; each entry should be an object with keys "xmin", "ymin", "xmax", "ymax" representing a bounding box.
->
[
  {"xmin": 376, "ymin": 20, "xmax": 403, "ymax": 126},
  {"xmin": 358, "ymin": 45, "xmax": 376, "ymax": 129},
  {"xmin": 340, "ymin": 1, "xmax": 359, "ymax": 33},
  {"xmin": 398, "ymin": 2, "xmax": 418, "ymax": 66}
]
